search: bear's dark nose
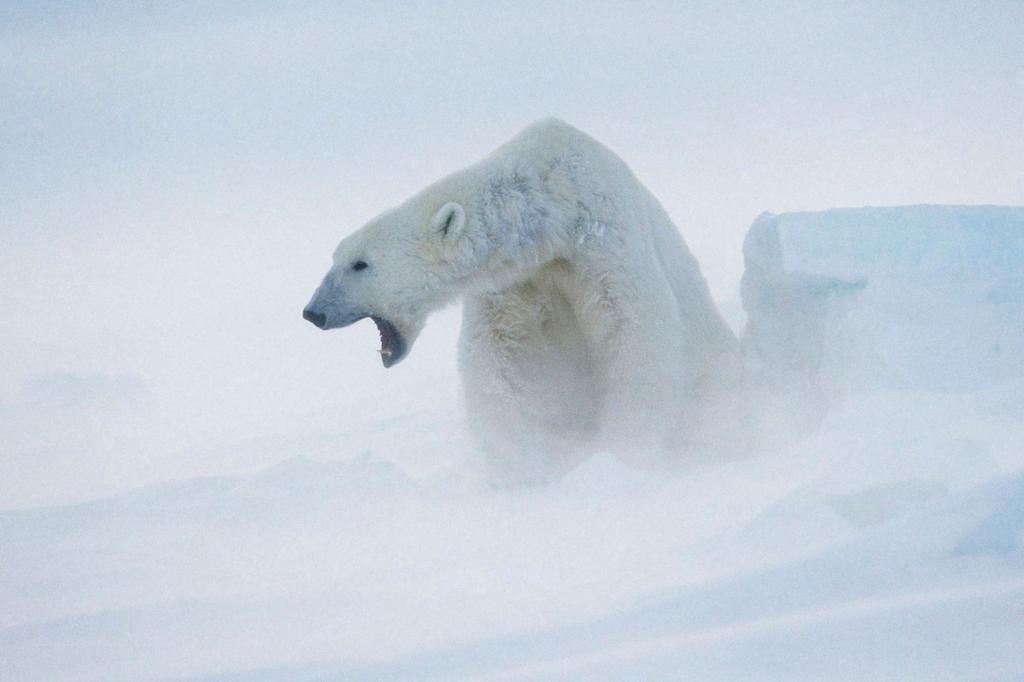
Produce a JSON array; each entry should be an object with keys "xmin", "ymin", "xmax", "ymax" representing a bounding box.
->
[{"xmin": 303, "ymin": 309, "xmax": 327, "ymax": 329}]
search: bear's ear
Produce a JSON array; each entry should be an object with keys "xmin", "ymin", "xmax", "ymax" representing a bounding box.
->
[{"xmin": 431, "ymin": 202, "xmax": 466, "ymax": 240}]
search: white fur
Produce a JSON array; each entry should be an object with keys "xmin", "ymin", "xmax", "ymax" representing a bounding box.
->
[{"xmin": 307, "ymin": 119, "xmax": 743, "ymax": 481}]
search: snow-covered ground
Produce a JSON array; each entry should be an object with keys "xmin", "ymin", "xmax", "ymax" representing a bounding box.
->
[{"xmin": 2, "ymin": 206, "xmax": 1023, "ymax": 680}]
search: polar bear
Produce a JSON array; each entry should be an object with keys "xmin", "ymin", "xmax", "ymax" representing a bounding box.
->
[{"xmin": 304, "ymin": 119, "xmax": 742, "ymax": 480}]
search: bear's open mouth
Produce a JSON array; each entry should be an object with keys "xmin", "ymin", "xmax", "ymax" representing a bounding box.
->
[{"xmin": 370, "ymin": 316, "xmax": 406, "ymax": 368}]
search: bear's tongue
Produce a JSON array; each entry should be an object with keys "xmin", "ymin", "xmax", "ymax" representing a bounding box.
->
[{"xmin": 370, "ymin": 316, "xmax": 404, "ymax": 368}]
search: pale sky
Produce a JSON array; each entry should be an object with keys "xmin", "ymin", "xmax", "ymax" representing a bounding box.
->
[{"xmin": 4, "ymin": 2, "xmax": 1023, "ymax": 288}]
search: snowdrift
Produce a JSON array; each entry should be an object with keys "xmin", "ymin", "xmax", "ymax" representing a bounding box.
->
[{"xmin": 742, "ymin": 205, "xmax": 1024, "ymax": 440}]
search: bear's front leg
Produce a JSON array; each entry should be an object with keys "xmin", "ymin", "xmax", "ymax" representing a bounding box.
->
[{"xmin": 458, "ymin": 287, "xmax": 600, "ymax": 486}]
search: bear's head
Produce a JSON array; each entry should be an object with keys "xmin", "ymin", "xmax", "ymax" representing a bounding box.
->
[{"xmin": 303, "ymin": 200, "xmax": 473, "ymax": 367}]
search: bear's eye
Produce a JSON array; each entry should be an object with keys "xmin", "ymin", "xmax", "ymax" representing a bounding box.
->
[{"xmin": 352, "ymin": 260, "xmax": 369, "ymax": 272}]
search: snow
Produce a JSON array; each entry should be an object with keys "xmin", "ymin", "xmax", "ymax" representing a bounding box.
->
[
  {"xmin": 741, "ymin": 205, "xmax": 1024, "ymax": 443},
  {"xmin": 2, "ymin": 206, "xmax": 1023, "ymax": 680},
  {"xmin": 3, "ymin": 382, "xmax": 1023, "ymax": 680},
  {"xmin": 743, "ymin": 205, "xmax": 1024, "ymax": 391}
]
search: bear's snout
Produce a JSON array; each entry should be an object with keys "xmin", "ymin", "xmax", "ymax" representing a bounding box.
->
[{"xmin": 303, "ymin": 308, "xmax": 328, "ymax": 329}]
